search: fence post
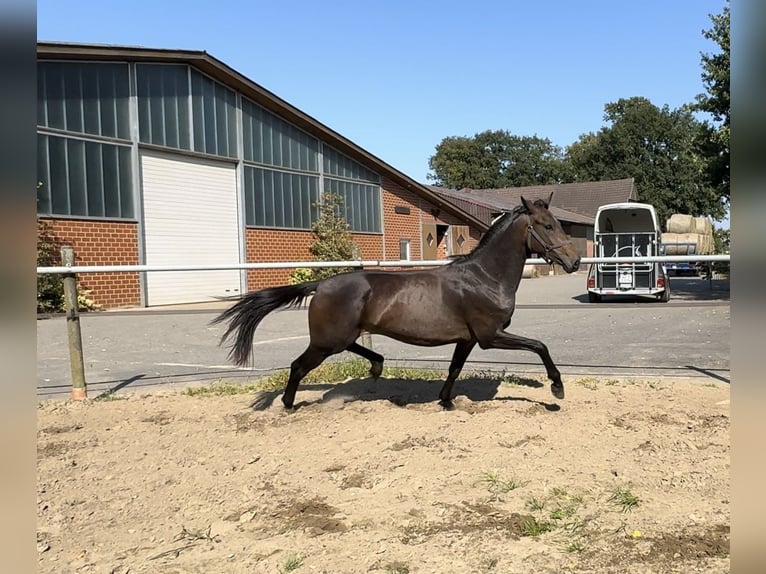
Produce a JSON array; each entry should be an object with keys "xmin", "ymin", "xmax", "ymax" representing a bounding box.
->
[{"xmin": 61, "ymin": 245, "xmax": 87, "ymax": 400}]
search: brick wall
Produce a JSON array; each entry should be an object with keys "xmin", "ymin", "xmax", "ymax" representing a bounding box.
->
[
  {"xmin": 244, "ymin": 228, "xmax": 385, "ymax": 290},
  {"xmin": 381, "ymin": 177, "xmax": 480, "ymax": 261},
  {"xmin": 41, "ymin": 218, "xmax": 141, "ymax": 308}
]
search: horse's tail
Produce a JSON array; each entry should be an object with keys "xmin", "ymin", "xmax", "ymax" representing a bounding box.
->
[{"xmin": 211, "ymin": 281, "xmax": 320, "ymax": 366}]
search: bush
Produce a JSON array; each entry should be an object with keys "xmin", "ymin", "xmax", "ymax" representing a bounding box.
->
[
  {"xmin": 293, "ymin": 192, "xmax": 359, "ymax": 283},
  {"xmin": 37, "ymin": 219, "xmax": 64, "ymax": 313}
]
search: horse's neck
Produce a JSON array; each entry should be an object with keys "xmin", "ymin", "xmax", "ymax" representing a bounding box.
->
[{"xmin": 474, "ymin": 216, "xmax": 529, "ymax": 288}]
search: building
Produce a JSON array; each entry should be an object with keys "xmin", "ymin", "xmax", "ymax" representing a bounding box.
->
[
  {"xmin": 36, "ymin": 42, "xmax": 489, "ymax": 309},
  {"xmin": 428, "ymin": 178, "xmax": 639, "ymax": 258}
]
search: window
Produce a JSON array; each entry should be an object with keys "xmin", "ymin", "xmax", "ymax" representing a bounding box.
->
[
  {"xmin": 244, "ymin": 166, "xmax": 318, "ymax": 228},
  {"xmin": 191, "ymin": 70, "xmax": 238, "ymax": 157},
  {"xmin": 136, "ymin": 64, "xmax": 191, "ymax": 150},
  {"xmin": 324, "ymin": 178, "xmax": 381, "ymax": 233},
  {"xmin": 38, "ymin": 62, "xmax": 131, "ymax": 140},
  {"xmin": 399, "ymin": 239, "xmax": 411, "ymax": 261},
  {"xmin": 323, "ymin": 146, "xmax": 379, "ymax": 183},
  {"xmin": 242, "ymin": 98, "xmax": 318, "ymax": 171},
  {"xmin": 38, "ymin": 133, "xmax": 134, "ymax": 218}
]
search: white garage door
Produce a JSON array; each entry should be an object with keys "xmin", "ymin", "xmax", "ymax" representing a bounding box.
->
[{"xmin": 141, "ymin": 151, "xmax": 241, "ymax": 306}]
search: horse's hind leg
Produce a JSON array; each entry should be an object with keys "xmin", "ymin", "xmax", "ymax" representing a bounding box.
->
[
  {"xmin": 347, "ymin": 342, "xmax": 384, "ymax": 379},
  {"xmin": 439, "ymin": 340, "xmax": 476, "ymax": 408},
  {"xmin": 282, "ymin": 346, "xmax": 329, "ymax": 409}
]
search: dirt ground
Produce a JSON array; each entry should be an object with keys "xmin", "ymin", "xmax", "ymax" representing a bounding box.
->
[{"xmin": 37, "ymin": 374, "xmax": 730, "ymax": 574}]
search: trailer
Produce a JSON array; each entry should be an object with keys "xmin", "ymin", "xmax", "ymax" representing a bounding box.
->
[{"xmin": 586, "ymin": 202, "xmax": 670, "ymax": 302}]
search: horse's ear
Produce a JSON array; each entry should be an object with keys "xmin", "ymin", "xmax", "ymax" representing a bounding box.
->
[
  {"xmin": 546, "ymin": 191, "xmax": 554, "ymax": 207},
  {"xmin": 520, "ymin": 196, "xmax": 533, "ymax": 212}
]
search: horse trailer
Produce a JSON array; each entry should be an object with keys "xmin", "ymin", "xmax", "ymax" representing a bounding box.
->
[{"xmin": 586, "ymin": 202, "xmax": 670, "ymax": 302}]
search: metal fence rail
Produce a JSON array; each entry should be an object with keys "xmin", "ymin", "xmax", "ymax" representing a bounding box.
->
[{"xmin": 37, "ymin": 254, "xmax": 730, "ymax": 274}]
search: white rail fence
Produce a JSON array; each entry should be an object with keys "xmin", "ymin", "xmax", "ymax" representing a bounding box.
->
[
  {"xmin": 37, "ymin": 254, "xmax": 730, "ymax": 275},
  {"xmin": 37, "ymin": 251, "xmax": 730, "ymax": 400}
]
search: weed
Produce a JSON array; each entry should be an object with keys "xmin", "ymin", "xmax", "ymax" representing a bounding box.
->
[
  {"xmin": 94, "ymin": 392, "xmax": 126, "ymax": 402},
  {"xmin": 183, "ymin": 382, "xmax": 261, "ymax": 397},
  {"xmin": 604, "ymin": 379, "xmax": 619, "ymax": 386},
  {"xmin": 526, "ymin": 497, "xmax": 546, "ymax": 512},
  {"xmin": 574, "ymin": 377, "xmax": 598, "ymax": 390},
  {"xmin": 566, "ymin": 541, "xmax": 586, "ymax": 553},
  {"xmin": 521, "ymin": 517, "xmax": 556, "ymax": 537},
  {"xmin": 480, "ymin": 471, "xmax": 527, "ymax": 496},
  {"xmin": 608, "ymin": 485, "xmax": 640, "ymax": 512},
  {"xmin": 282, "ymin": 554, "xmax": 303, "ymax": 572}
]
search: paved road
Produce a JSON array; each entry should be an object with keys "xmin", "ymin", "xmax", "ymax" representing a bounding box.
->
[{"xmin": 36, "ymin": 272, "xmax": 730, "ymax": 399}]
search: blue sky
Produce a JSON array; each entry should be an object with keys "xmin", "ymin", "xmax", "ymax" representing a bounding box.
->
[{"xmin": 37, "ymin": 0, "xmax": 725, "ymax": 202}]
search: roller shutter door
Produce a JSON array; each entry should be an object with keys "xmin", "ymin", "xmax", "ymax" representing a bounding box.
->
[{"xmin": 141, "ymin": 151, "xmax": 241, "ymax": 306}]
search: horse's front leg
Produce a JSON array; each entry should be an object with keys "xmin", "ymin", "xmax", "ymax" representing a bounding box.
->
[
  {"xmin": 479, "ymin": 331, "xmax": 564, "ymax": 399},
  {"xmin": 438, "ymin": 340, "xmax": 477, "ymax": 408}
]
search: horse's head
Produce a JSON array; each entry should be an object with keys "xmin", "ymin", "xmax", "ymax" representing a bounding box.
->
[{"xmin": 521, "ymin": 193, "xmax": 581, "ymax": 273}]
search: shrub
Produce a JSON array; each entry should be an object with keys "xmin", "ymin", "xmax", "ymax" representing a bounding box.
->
[{"xmin": 291, "ymin": 191, "xmax": 359, "ymax": 283}]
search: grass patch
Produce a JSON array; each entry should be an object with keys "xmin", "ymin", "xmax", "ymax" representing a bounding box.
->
[
  {"xmin": 183, "ymin": 359, "xmax": 452, "ymax": 397},
  {"xmin": 573, "ymin": 377, "xmax": 599, "ymax": 390},
  {"xmin": 608, "ymin": 484, "xmax": 640, "ymax": 512},
  {"xmin": 480, "ymin": 471, "xmax": 528, "ymax": 497},
  {"xmin": 521, "ymin": 517, "xmax": 556, "ymax": 537},
  {"xmin": 281, "ymin": 554, "xmax": 303, "ymax": 572},
  {"xmin": 384, "ymin": 562, "xmax": 410, "ymax": 574},
  {"xmin": 182, "ymin": 359, "xmax": 543, "ymax": 400},
  {"xmin": 94, "ymin": 391, "xmax": 127, "ymax": 401}
]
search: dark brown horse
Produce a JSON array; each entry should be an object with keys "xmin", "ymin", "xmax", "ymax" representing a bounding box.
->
[{"xmin": 213, "ymin": 194, "xmax": 580, "ymax": 409}]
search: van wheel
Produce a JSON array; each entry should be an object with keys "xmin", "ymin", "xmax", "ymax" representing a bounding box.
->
[
  {"xmin": 658, "ymin": 286, "xmax": 670, "ymax": 302},
  {"xmin": 588, "ymin": 291, "xmax": 601, "ymax": 303}
]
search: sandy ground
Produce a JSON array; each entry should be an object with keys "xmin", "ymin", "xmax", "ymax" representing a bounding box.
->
[{"xmin": 37, "ymin": 374, "xmax": 730, "ymax": 574}]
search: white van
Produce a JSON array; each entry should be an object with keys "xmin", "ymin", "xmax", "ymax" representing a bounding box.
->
[{"xmin": 586, "ymin": 202, "xmax": 670, "ymax": 302}]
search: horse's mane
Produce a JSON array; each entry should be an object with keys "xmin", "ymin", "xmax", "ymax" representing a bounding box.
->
[{"xmin": 448, "ymin": 203, "xmax": 529, "ymax": 264}]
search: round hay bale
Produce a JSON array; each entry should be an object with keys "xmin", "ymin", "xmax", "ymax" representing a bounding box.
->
[
  {"xmin": 694, "ymin": 216, "xmax": 713, "ymax": 236},
  {"xmin": 666, "ymin": 214, "xmax": 697, "ymax": 234},
  {"xmin": 661, "ymin": 232, "xmax": 704, "ymax": 255}
]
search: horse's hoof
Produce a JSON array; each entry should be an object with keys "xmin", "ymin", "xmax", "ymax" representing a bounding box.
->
[
  {"xmin": 551, "ymin": 384, "xmax": 565, "ymax": 400},
  {"xmin": 370, "ymin": 361, "xmax": 383, "ymax": 379},
  {"xmin": 438, "ymin": 399, "xmax": 455, "ymax": 411}
]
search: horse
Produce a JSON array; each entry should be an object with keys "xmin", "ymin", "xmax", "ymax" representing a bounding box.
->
[{"xmin": 212, "ymin": 193, "xmax": 581, "ymax": 409}]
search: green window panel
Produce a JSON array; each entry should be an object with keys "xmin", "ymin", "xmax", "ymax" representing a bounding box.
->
[
  {"xmin": 38, "ymin": 62, "xmax": 130, "ymax": 140},
  {"xmin": 37, "ymin": 133, "xmax": 134, "ymax": 219},
  {"xmin": 242, "ymin": 98, "xmax": 318, "ymax": 172},
  {"xmin": 323, "ymin": 146, "xmax": 380, "ymax": 183},
  {"xmin": 244, "ymin": 166, "xmax": 318, "ymax": 229},
  {"xmin": 324, "ymin": 178, "xmax": 381, "ymax": 233},
  {"xmin": 191, "ymin": 70, "xmax": 238, "ymax": 158},
  {"xmin": 136, "ymin": 64, "xmax": 191, "ymax": 150}
]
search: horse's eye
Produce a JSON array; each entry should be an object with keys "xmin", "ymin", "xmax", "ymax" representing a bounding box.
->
[{"xmin": 545, "ymin": 224, "xmax": 553, "ymax": 230}]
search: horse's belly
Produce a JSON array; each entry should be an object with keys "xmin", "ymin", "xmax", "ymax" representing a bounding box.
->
[{"xmin": 366, "ymin": 306, "xmax": 470, "ymax": 346}]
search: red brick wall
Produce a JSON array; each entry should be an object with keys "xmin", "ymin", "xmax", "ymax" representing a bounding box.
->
[
  {"xmin": 244, "ymin": 228, "xmax": 385, "ymax": 290},
  {"xmin": 41, "ymin": 218, "xmax": 141, "ymax": 308},
  {"xmin": 381, "ymin": 177, "xmax": 480, "ymax": 261}
]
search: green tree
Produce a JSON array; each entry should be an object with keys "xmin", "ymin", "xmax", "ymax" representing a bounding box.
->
[
  {"xmin": 290, "ymin": 191, "xmax": 358, "ymax": 283},
  {"xmin": 565, "ymin": 97, "xmax": 726, "ymax": 227},
  {"xmin": 427, "ymin": 130, "xmax": 567, "ymax": 189},
  {"xmin": 693, "ymin": 0, "xmax": 729, "ymax": 202}
]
